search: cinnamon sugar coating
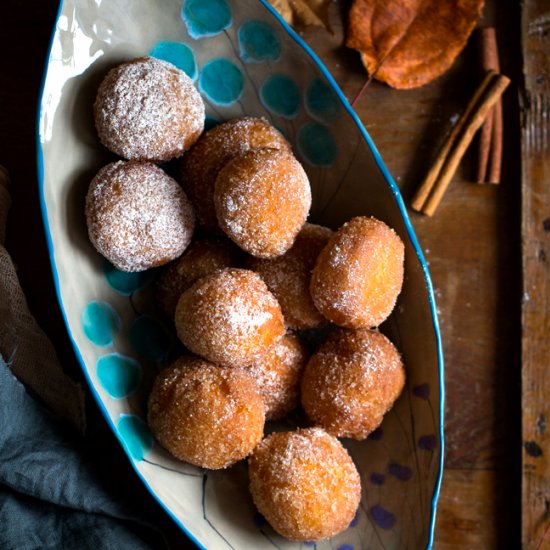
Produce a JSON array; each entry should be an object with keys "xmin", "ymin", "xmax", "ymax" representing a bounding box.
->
[
  {"xmin": 148, "ymin": 356, "xmax": 265, "ymax": 469},
  {"xmin": 179, "ymin": 117, "xmax": 291, "ymax": 232},
  {"xmin": 175, "ymin": 268, "xmax": 285, "ymax": 367},
  {"xmin": 301, "ymin": 328, "xmax": 406, "ymax": 440},
  {"xmin": 85, "ymin": 160, "xmax": 195, "ymax": 272},
  {"xmin": 94, "ymin": 57, "xmax": 204, "ymax": 162},
  {"xmin": 248, "ymin": 333, "xmax": 308, "ymax": 420},
  {"xmin": 248, "ymin": 223, "xmax": 332, "ymax": 329},
  {"xmin": 310, "ymin": 216, "xmax": 404, "ymax": 328},
  {"xmin": 155, "ymin": 237, "xmax": 244, "ymax": 317},
  {"xmin": 249, "ymin": 428, "xmax": 361, "ymax": 541},
  {"xmin": 215, "ymin": 148, "xmax": 311, "ymax": 258}
]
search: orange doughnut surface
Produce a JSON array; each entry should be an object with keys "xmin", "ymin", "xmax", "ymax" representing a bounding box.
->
[
  {"xmin": 248, "ymin": 223, "xmax": 332, "ymax": 329},
  {"xmin": 310, "ymin": 216, "xmax": 404, "ymax": 328},
  {"xmin": 249, "ymin": 428, "xmax": 361, "ymax": 541},
  {"xmin": 214, "ymin": 148, "xmax": 311, "ymax": 258},
  {"xmin": 301, "ymin": 328, "xmax": 405, "ymax": 440},
  {"xmin": 175, "ymin": 268, "xmax": 285, "ymax": 367},
  {"xmin": 94, "ymin": 57, "xmax": 204, "ymax": 162},
  {"xmin": 179, "ymin": 117, "xmax": 291, "ymax": 232},
  {"xmin": 85, "ymin": 160, "xmax": 194, "ymax": 272},
  {"xmin": 155, "ymin": 237, "xmax": 244, "ymax": 317},
  {"xmin": 148, "ymin": 355, "xmax": 265, "ymax": 469},
  {"xmin": 248, "ymin": 333, "xmax": 308, "ymax": 420}
]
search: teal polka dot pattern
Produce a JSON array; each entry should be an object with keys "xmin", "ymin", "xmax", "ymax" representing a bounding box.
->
[
  {"xmin": 260, "ymin": 74, "xmax": 300, "ymax": 118},
  {"xmin": 150, "ymin": 41, "xmax": 197, "ymax": 80},
  {"xmin": 306, "ymin": 77, "xmax": 340, "ymax": 123},
  {"xmin": 97, "ymin": 353, "xmax": 141, "ymax": 399},
  {"xmin": 82, "ymin": 301, "xmax": 121, "ymax": 347},
  {"xmin": 103, "ymin": 260, "xmax": 157, "ymax": 296},
  {"xmin": 129, "ymin": 315, "xmax": 175, "ymax": 362},
  {"xmin": 117, "ymin": 414, "xmax": 153, "ymax": 461},
  {"xmin": 199, "ymin": 59, "xmax": 243, "ymax": 105},
  {"xmin": 182, "ymin": 0, "xmax": 231, "ymax": 39},
  {"xmin": 297, "ymin": 122, "xmax": 338, "ymax": 166},
  {"xmin": 238, "ymin": 20, "xmax": 281, "ymax": 62}
]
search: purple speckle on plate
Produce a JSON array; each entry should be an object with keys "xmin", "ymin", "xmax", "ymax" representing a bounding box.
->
[
  {"xmin": 349, "ymin": 509, "xmax": 360, "ymax": 527},
  {"xmin": 412, "ymin": 383, "xmax": 430, "ymax": 400},
  {"xmin": 337, "ymin": 545, "xmax": 354, "ymax": 550},
  {"xmin": 418, "ymin": 434, "xmax": 437, "ymax": 451},
  {"xmin": 388, "ymin": 463, "xmax": 412, "ymax": 481},
  {"xmin": 370, "ymin": 505, "xmax": 396, "ymax": 530},
  {"xmin": 370, "ymin": 472, "xmax": 385, "ymax": 485}
]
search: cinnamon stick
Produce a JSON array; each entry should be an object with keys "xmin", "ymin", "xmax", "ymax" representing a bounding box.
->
[
  {"xmin": 421, "ymin": 72, "xmax": 510, "ymax": 216},
  {"xmin": 476, "ymin": 27, "xmax": 502, "ymax": 184},
  {"xmin": 410, "ymin": 70, "xmax": 497, "ymax": 212}
]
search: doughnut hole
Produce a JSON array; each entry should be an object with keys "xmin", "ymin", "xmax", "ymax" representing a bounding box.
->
[
  {"xmin": 214, "ymin": 148, "xmax": 311, "ymax": 258},
  {"xmin": 310, "ymin": 216, "xmax": 404, "ymax": 328},
  {"xmin": 248, "ymin": 223, "xmax": 332, "ymax": 329},
  {"xmin": 179, "ymin": 117, "xmax": 291, "ymax": 232},
  {"xmin": 155, "ymin": 237, "xmax": 244, "ymax": 317},
  {"xmin": 175, "ymin": 268, "xmax": 285, "ymax": 367},
  {"xmin": 148, "ymin": 355, "xmax": 265, "ymax": 469},
  {"xmin": 301, "ymin": 328, "xmax": 406, "ymax": 440},
  {"xmin": 248, "ymin": 332, "xmax": 308, "ymax": 420},
  {"xmin": 249, "ymin": 428, "xmax": 361, "ymax": 541}
]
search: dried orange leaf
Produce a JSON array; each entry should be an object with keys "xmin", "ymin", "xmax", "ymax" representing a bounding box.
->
[
  {"xmin": 267, "ymin": 0, "xmax": 295, "ymax": 25},
  {"xmin": 347, "ymin": 0, "xmax": 484, "ymax": 89},
  {"xmin": 268, "ymin": 0, "xmax": 332, "ymax": 31}
]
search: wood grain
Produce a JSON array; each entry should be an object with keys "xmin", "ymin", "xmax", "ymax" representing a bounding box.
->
[{"xmin": 521, "ymin": 1, "xmax": 550, "ymax": 547}]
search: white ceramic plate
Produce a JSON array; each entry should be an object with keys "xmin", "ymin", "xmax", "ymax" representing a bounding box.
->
[{"xmin": 38, "ymin": 0, "xmax": 444, "ymax": 548}]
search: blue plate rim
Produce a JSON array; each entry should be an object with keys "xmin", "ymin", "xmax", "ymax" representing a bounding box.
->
[{"xmin": 35, "ymin": 0, "xmax": 445, "ymax": 548}]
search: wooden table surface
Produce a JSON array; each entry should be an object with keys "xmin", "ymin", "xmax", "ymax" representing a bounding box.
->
[{"xmin": 0, "ymin": 0, "xmax": 538, "ymax": 548}]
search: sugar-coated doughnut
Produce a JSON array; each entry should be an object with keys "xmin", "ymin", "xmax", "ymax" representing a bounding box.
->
[
  {"xmin": 310, "ymin": 216, "xmax": 404, "ymax": 328},
  {"xmin": 248, "ymin": 223, "xmax": 332, "ymax": 329},
  {"xmin": 148, "ymin": 355, "xmax": 265, "ymax": 469},
  {"xmin": 175, "ymin": 268, "xmax": 285, "ymax": 367},
  {"xmin": 85, "ymin": 160, "xmax": 194, "ymax": 272},
  {"xmin": 249, "ymin": 428, "xmax": 361, "ymax": 541},
  {"xmin": 248, "ymin": 333, "xmax": 308, "ymax": 420},
  {"xmin": 94, "ymin": 57, "xmax": 204, "ymax": 162},
  {"xmin": 301, "ymin": 328, "xmax": 405, "ymax": 440},
  {"xmin": 214, "ymin": 148, "xmax": 311, "ymax": 258},
  {"xmin": 155, "ymin": 237, "xmax": 244, "ymax": 317},
  {"xmin": 179, "ymin": 117, "xmax": 291, "ymax": 232}
]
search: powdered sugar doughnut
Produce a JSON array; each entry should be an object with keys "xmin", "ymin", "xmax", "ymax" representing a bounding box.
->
[
  {"xmin": 310, "ymin": 216, "xmax": 405, "ymax": 328},
  {"xmin": 248, "ymin": 223, "xmax": 332, "ymax": 329},
  {"xmin": 148, "ymin": 355, "xmax": 265, "ymax": 469},
  {"xmin": 249, "ymin": 428, "xmax": 361, "ymax": 541},
  {"xmin": 248, "ymin": 333, "xmax": 308, "ymax": 420},
  {"xmin": 94, "ymin": 57, "xmax": 204, "ymax": 162},
  {"xmin": 86, "ymin": 160, "xmax": 195, "ymax": 272},
  {"xmin": 214, "ymin": 148, "xmax": 311, "ymax": 258},
  {"xmin": 175, "ymin": 268, "xmax": 285, "ymax": 367},
  {"xmin": 301, "ymin": 328, "xmax": 406, "ymax": 440},
  {"xmin": 179, "ymin": 117, "xmax": 291, "ymax": 232}
]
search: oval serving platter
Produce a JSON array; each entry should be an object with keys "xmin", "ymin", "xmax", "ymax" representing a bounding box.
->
[{"xmin": 37, "ymin": 0, "xmax": 444, "ymax": 548}]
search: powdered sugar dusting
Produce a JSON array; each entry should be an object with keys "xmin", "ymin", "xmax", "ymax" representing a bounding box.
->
[
  {"xmin": 94, "ymin": 57, "xmax": 204, "ymax": 162},
  {"xmin": 175, "ymin": 268, "xmax": 285, "ymax": 367},
  {"xmin": 86, "ymin": 160, "xmax": 195, "ymax": 272}
]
